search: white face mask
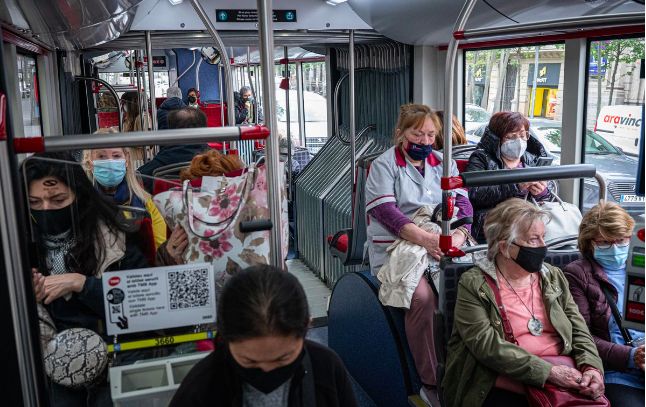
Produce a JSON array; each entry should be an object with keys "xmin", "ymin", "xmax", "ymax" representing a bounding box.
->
[{"xmin": 500, "ymin": 138, "xmax": 527, "ymax": 160}]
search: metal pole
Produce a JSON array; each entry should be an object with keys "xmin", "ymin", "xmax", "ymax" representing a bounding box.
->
[
  {"xmin": 74, "ymin": 76, "xmax": 123, "ymax": 132},
  {"xmin": 296, "ymin": 62, "xmax": 306, "ymax": 147},
  {"xmin": 257, "ymin": 0, "xmax": 285, "ymax": 268},
  {"xmin": 349, "ymin": 30, "xmax": 356, "ymax": 190},
  {"xmin": 442, "ymin": 0, "xmax": 478, "ymax": 239},
  {"xmin": 284, "ymin": 46, "xmax": 293, "ymax": 201},
  {"xmin": 0, "ymin": 142, "xmax": 43, "ymax": 407},
  {"xmin": 139, "ymin": 49, "xmax": 149, "ymax": 130},
  {"xmin": 129, "ymin": 51, "xmax": 134, "ymax": 86},
  {"xmin": 189, "ymin": 0, "xmax": 235, "ymax": 126},
  {"xmin": 530, "ymin": 46, "xmax": 539, "ymax": 118},
  {"xmin": 218, "ymin": 64, "xmax": 225, "ymax": 126},
  {"xmin": 133, "ymin": 51, "xmax": 144, "ymax": 131},
  {"xmin": 145, "ymin": 31, "xmax": 158, "ymax": 130}
]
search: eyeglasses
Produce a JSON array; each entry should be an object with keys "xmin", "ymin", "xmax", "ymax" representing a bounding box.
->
[
  {"xmin": 593, "ymin": 238, "xmax": 631, "ymax": 250},
  {"xmin": 503, "ymin": 131, "xmax": 529, "ymax": 141}
]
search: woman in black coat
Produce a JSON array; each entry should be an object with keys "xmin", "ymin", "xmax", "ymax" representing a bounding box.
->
[
  {"xmin": 170, "ymin": 265, "xmax": 358, "ymax": 407},
  {"xmin": 466, "ymin": 111, "xmax": 553, "ymax": 242}
]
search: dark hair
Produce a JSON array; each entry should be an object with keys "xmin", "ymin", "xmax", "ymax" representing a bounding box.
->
[
  {"xmin": 217, "ymin": 265, "xmax": 310, "ymax": 342},
  {"xmin": 168, "ymin": 107, "xmax": 207, "ymax": 129},
  {"xmin": 121, "ymin": 91, "xmax": 141, "ymax": 120},
  {"xmin": 23, "ymin": 152, "xmax": 128, "ymax": 276},
  {"xmin": 487, "ymin": 111, "xmax": 529, "ymax": 141},
  {"xmin": 187, "ymin": 88, "xmax": 198, "ymax": 96}
]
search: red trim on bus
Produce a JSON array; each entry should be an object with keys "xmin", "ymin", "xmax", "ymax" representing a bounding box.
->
[
  {"xmin": 239, "ymin": 125, "xmax": 270, "ymax": 140},
  {"xmin": 441, "ymin": 176, "xmax": 464, "ymax": 190},
  {"xmin": 14, "ymin": 137, "xmax": 45, "ymax": 153},
  {"xmin": 1, "ymin": 28, "xmax": 49, "ymax": 55},
  {"xmin": 439, "ymin": 25, "xmax": 644, "ymax": 50}
]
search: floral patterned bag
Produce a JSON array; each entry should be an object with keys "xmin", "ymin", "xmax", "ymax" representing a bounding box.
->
[{"xmin": 154, "ymin": 162, "xmax": 288, "ymax": 289}]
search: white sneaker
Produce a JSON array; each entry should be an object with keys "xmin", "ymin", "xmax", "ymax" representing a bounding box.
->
[{"xmin": 419, "ymin": 387, "xmax": 439, "ymax": 407}]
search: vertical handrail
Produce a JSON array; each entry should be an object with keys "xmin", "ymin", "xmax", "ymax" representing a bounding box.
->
[
  {"xmin": 257, "ymin": 0, "xmax": 285, "ymax": 268},
  {"xmin": 284, "ymin": 47, "xmax": 293, "ymax": 200},
  {"xmin": 134, "ymin": 50, "xmax": 145, "ymax": 131},
  {"xmin": 145, "ymin": 31, "xmax": 158, "ymax": 130},
  {"xmin": 441, "ymin": 0, "xmax": 478, "ymax": 251},
  {"xmin": 349, "ymin": 30, "xmax": 357, "ymax": 191},
  {"xmin": 74, "ymin": 76, "xmax": 123, "ymax": 132},
  {"xmin": 218, "ymin": 64, "xmax": 225, "ymax": 126},
  {"xmin": 189, "ymin": 0, "xmax": 235, "ymax": 127}
]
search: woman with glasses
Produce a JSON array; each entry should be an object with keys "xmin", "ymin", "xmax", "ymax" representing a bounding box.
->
[
  {"xmin": 466, "ymin": 111, "xmax": 553, "ymax": 243},
  {"xmin": 564, "ymin": 202, "xmax": 644, "ymax": 407}
]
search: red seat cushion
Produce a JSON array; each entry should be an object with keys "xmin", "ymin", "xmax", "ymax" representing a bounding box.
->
[
  {"xmin": 455, "ymin": 159, "xmax": 469, "ymax": 173},
  {"xmin": 153, "ymin": 178, "xmax": 180, "ymax": 195},
  {"xmin": 327, "ymin": 232, "xmax": 349, "ymax": 253}
]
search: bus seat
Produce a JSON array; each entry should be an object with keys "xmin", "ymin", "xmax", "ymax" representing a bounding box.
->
[
  {"xmin": 152, "ymin": 178, "xmax": 180, "ymax": 195},
  {"xmin": 201, "ymin": 103, "xmax": 227, "ymax": 127},
  {"xmin": 329, "ymin": 271, "xmax": 422, "ymax": 407},
  {"xmin": 434, "ymin": 249, "xmax": 582, "ymax": 404},
  {"xmin": 328, "ymin": 151, "xmax": 384, "ymax": 265},
  {"xmin": 455, "ymin": 159, "xmax": 469, "ymax": 173}
]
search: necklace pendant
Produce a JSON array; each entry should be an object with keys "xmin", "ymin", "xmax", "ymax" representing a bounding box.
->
[{"xmin": 528, "ymin": 317, "xmax": 544, "ymax": 336}]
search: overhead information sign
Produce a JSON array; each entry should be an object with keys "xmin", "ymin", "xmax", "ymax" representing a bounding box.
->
[
  {"xmin": 103, "ymin": 263, "xmax": 216, "ymax": 336},
  {"xmin": 216, "ymin": 9, "xmax": 297, "ymax": 23}
]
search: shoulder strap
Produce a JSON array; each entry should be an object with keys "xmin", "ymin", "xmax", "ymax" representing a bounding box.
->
[
  {"xmin": 482, "ymin": 272, "xmax": 519, "ymax": 345},
  {"xmin": 601, "ymin": 285, "xmax": 633, "ymax": 345}
]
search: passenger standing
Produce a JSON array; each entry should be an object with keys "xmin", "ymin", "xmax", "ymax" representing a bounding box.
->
[
  {"xmin": 466, "ymin": 112, "xmax": 553, "ymax": 243},
  {"xmin": 121, "ymin": 91, "xmax": 150, "ymax": 132},
  {"xmin": 26, "ymin": 152, "xmax": 149, "ymax": 407},
  {"xmin": 364, "ymin": 104, "xmax": 473, "ymax": 404},
  {"xmin": 235, "ymin": 86, "xmax": 253, "ymax": 124},
  {"xmin": 157, "ymin": 86, "xmax": 186, "ymax": 130},
  {"xmin": 564, "ymin": 202, "xmax": 644, "ymax": 407},
  {"xmin": 169, "ymin": 265, "xmax": 358, "ymax": 407},
  {"xmin": 137, "ymin": 107, "xmax": 210, "ymax": 191},
  {"xmin": 442, "ymin": 198, "xmax": 605, "ymax": 407}
]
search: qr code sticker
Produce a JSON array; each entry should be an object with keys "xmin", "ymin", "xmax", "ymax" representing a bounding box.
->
[{"xmin": 168, "ymin": 268, "xmax": 211, "ymax": 310}]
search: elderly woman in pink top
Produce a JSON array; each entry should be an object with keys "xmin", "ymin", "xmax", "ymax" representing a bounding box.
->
[{"xmin": 442, "ymin": 198, "xmax": 605, "ymax": 407}]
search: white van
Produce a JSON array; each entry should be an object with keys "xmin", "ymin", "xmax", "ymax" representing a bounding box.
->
[{"xmin": 595, "ymin": 105, "xmax": 643, "ymax": 156}]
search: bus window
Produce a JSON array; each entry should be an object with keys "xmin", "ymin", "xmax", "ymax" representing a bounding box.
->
[
  {"xmin": 583, "ymin": 37, "xmax": 644, "ymax": 217},
  {"xmin": 302, "ymin": 61, "xmax": 328, "ymax": 154},
  {"xmin": 463, "ymin": 44, "xmax": 565, "ymax": 142},
  {"xmin": 16, "ymin": 53, "xmax": 42, "ymax": 137}
]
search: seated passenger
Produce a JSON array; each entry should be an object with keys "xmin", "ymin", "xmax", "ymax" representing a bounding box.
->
[
  {"xmin": 138, "ymin": 107, "xmax": 210, "ymax": 191},
  {"xmin": 365, "ymin": 103, "xmax": 472, "ymax": 404},
  {"xmin": 442, "ymin": 198, "xmax": 605, "ymax": 407},
  {"xmin": 169, "ymin": 265, "xmax": 358, "ymax": 406},
  {"xmin": 157, "ymin": 86, "xmax": 186, "ymax": 130},
  {"xmin": 564, "ymin": 202, "xmax": 644, "ymax": 407},
  {"xmin": 26, "ymin": 152, "xmax": 149, "ymax": 406},
  {"xmin": 179, "ymin": 149, "xmax": 245, "ymax": 183},
  {"xmin": 83, "ymin": 141, "xmax": 187, "ymax": 265},
  {"xmin": 433, "ymin": 111, "xmax": 468, "ymax": 150},
  {"xmin": 121, "ymin": 90, "xmax": 151, "ymax": 132},
  {"xmin": 466, "ymin": 112, "xmax": 553, "ymax": 243},
  {"xmin": 186, "ymin": 87, "xmax": 200, "ymax": 108}
]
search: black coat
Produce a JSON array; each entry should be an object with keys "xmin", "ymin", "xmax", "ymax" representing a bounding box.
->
[
  {"xmin": 157, "ymin": 97, "xmax": 186, "ymax": 130},
  {"xmin": 169, "ymin": 339, "xmax": 358, "ymax": 407},
  {"xmin": 466, "ymin": 126, "xmax": 551, "ymax": 242}
]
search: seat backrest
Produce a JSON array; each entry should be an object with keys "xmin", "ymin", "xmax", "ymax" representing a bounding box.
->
[{"xmin": 152, "ymin": 178, "xmax": 180, "ymax": 195}]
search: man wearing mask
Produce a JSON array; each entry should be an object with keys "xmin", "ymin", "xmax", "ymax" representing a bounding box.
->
[
  {"xmin": 157, "ymin": 86, "xmax": 186, "ymax": 130},
  {"xmin": 466, "ymin": 111, "xmax": 553, "ymax": 243},
  {"xmin": 186, "ymin": 88, "xmax": 200, "ymax": 109},
  {"xmin": 234, "ymin": 86, "xmax": 258, "ymax": 125}
]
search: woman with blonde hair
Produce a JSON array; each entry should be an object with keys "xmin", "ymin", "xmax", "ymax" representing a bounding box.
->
[
  {"xmin": 564, "ymin": 202, "xmax": 643, "ymax": 406},
  {"xmin": 433, "ymin": 111, "xmax": 468, "ymax": 150},
  {"xmin": 83, "ymin": 132, "xmax": 187, "ymax": 265},
  {"xmin": 443, "ymin": 198, "xmax": 605, "ymax": 406},
  {"xmin": 364, "ymin": 103, "xmax": 473, "ymax": 404}
]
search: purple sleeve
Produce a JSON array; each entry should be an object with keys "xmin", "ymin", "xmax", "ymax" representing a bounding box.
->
[
  {"xmin": 367, "ymin": 202, "xmax": 413, "ymax": 237},
  {"xmin": 455, "ymin": 193, "xmax": 473, "ymax": 233}
]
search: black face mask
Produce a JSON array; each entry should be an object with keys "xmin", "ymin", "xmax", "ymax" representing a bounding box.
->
[
  {"xmin": 229, "ymin": 346, "xmax": 304, "ymax": 394},
  {"xmin": 188, "ymin": 95, "xmax": 197, "ymax": 104},
  {"xmin": 31, "ymin": 204, "xmax": 74, "ymax": 236},
  {"xmin": 512, "ymin": 243, "xmax": 547, "ymax": 273}
]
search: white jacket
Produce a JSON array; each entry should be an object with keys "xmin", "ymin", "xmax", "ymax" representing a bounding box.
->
[{"xmin": 377, "ymin": 206, "xmax": 441, "ymax": 309}]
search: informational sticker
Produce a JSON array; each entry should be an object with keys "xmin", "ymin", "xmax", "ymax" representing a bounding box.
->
[
  {"xmin": 103, "ymin": 263, "xmax": 216, "ymax": 336},
  {"xmin": 625, "ymin": 275, "xmax": 645, "ymax": 325},
  {"xmin": 216, "ymin": 9, "xmax": 297, "ymax": 23}
]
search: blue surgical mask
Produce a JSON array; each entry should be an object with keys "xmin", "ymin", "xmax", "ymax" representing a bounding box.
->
[
  {"xmin": 93, "ymin": 159, "xmax": 126, "ymax": 188},
  {"xmin": 405, "ymin": 142, "xmax": 433, "ymax": 161},
  {"xmin": 594, "ymin": 244, "xmax": 629, "ymax": 270}
]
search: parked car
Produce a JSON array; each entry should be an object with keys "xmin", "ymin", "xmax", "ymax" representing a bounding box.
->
[
  {"xmin": 464, "ymin": 103, "xmax": 491, "ymax": 135},
  {"xmin": 471, "ymin": 118, "xmax": 642, "ymax": 218}
]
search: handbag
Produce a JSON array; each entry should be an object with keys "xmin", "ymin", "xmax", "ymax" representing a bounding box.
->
[
  {"xmin": 527, "ymin": 194, "xmax": 582, "ymax": 244},
  {"xmin": 482, "ymin": 272, "xmax": 610, "ymax": 407},
  {"xmin": 154, "ymin": 162, "xmax": 288, "ymax": 289}
]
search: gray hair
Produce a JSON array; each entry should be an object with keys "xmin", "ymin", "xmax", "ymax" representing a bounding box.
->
[
  {"xmin": 483, "ymin": 198, "xmax": 551, "ymax": 261},
  {"xmin": 166, "ymin": 86, "xmax": 182, "ymax": 99},
  {"xmin": 239, "ymin": 86, "xmax": 252, "ymax": 95}
]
